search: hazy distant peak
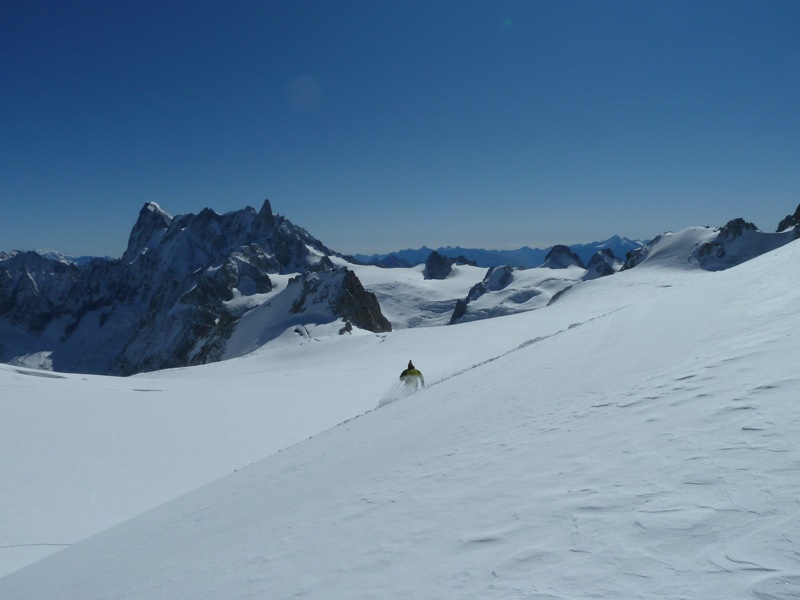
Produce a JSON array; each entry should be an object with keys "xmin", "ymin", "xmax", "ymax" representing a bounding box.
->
[{"xmin": 355, "ymin": 237, "xmax": 644, "ymax": 269}]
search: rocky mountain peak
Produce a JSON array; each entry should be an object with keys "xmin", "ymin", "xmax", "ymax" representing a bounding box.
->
[
  {"xmin": 122, "ymin": 202, "xmax": 173, "ymax": 263},
  {"xmin": 121, "ymin": 201, "xmax": 335, "ymax": 279},
  {"xmin": 0, "ymin": 200, "xmax": 382, "ymax": 375},
  {"xmin": 256, "ymin": 198, "xmax": 276, "ymax": 229},
  {"xmin": 541, "ymin": 245, "xmax": 585, "ymax": 269},
  {"xmin": 583, "ymin": 249, "xmax": 620, "ymax": 280},
  {"xmin": 717, "ymin": 218, "xmax": 757, "ymax": 241},
  {"xmin": 776, "ymin": 203, "xmax": 800, "ymax": 237},
  {"xmin": 423, "ymin": 251, "xmax": 477, "ymax": 280}
]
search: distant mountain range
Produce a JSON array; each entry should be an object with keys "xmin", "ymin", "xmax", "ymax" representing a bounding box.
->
[{"xmin": 353, "ymin": 235, "xmax": 646, "ymax": 268}]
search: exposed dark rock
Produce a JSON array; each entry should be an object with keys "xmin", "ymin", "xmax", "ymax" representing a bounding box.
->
[
  {"xmin": 583, "ymin": 249, "xmax": 619, "ymax": 280},
  {"xmin": 776, "ymin": 203, "xmax": 800, "ymax": 238},
  {"xmin": 621, "ymin": 235, "xmax": 664, "ymax": 270},
  {"xmin": 541, "ymin": 245, "xmax": 585, "ymax": 269},
  {"xmin": 547, "ymin": 285, "xmax": 574, "ymax": 306},
  {"xmin": 424, "ymin": 251, "xmax": 453, "ymax": 280},
  {"xmin": 449, "ymin": 265, "xmax": 516, "ymax": 324},
  {"xmin": 718, "ymin": 218, "xmax": 757, "ymax": 241},
  {"xmin": 483, "ymin": 265, "xmax": 514, "ymax": 291},
  {"xmin": 694, "ymin": 218, "xmax": 758, "ymax": 267},
  {"xmin": 336, "ymin": 270, "xmax": 392, "ymax": 333},
  {"xmin": 450, "ymin": 298, "xmax": 469, "ymax": 324},
  {"xmin": 290, "ymin": 268, "xmax": 391, "ymax": 333},
  {"xmin": 424, "ymin": 251, "xmax": 477, "ymax": 280}
]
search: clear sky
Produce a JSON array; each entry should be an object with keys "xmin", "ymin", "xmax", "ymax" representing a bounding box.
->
[{"xmin": 2, "ymin": 0, "xmax": 799, "ymax": 258}]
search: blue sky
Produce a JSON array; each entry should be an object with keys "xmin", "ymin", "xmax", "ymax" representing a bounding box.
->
[{"xmin": 2, "ymin": 0, "xmax": 799, "ymax": 257}]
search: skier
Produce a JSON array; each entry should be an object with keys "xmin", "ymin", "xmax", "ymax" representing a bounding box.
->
[{"xmin": 399, "ymin": 360, "xmax": 425, "ymax": 388}]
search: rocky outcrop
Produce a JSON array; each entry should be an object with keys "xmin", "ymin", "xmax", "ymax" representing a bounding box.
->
[
  {"xmin": 540, "ymin": 245, "xmax": 585, "ymax": 269},
  {"xmin": 694, "ymin": 219, "xmax": 763, "ymax": 271},
  {"xmin": 583, "ymin": 249, "xmax": 620, "ymax": 280},
  {"xmin": 423, "ymin": 251, "xmax": 477, "ymax": 280},
  {"xmin": 450, "ymin": 298, "xmax": 469, "ymax": 324},
  {"xmin": 621, "ymin": 238, "xmax": 655, "ymax": 270},
  {"xmin": 776, "ymin": 203, "xmax": 800, "ymax": 238},
  {"xmin": 450, "ymin": 265, "xmax": 516, "ymax": 324},
  {"xmin": 290, "ymin": 268, "xmax": 391, "ymax": 333},
  {"xmin": 336, "ymin": 270, "xmax": 392, "ymax": 333}
]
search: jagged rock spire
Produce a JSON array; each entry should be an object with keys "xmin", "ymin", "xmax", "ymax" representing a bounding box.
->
[
  {"xmin": 256, "ymin": 199, "xmax": 276, "ymax": 229},
  {"xmin": 122, "ymin": 202, "xmax": 172, "ymax": 264}
]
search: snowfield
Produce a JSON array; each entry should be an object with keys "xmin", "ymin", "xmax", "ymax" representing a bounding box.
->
[{"xmin": 1, "ymin": 232, "xmax": 799, "ymax": 599}]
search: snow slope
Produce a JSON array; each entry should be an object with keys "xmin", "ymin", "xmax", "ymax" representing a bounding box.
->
[
  {"xmin": 1, "ymin": 236, "xmax": 799, "ymax": 599},
  {"xmin": 0, "ymin": 265, "xmax": 574, "ymax": 578}
]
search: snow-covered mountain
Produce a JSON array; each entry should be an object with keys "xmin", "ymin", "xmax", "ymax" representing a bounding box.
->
[
  {"xmin": 622, "ymin": 216, "xmax": 799, "ymax": 271},
  {"xmin": 0, "ymin": 200, "xmax": 389, "ymax": 375},
  {"xmin": 1, "ymin": 214, "xmax": 799, "ymax": 599}
]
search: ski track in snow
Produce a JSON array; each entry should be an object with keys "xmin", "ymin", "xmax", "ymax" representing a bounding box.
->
[
  {"xmin": 427, "ymin": 306, "xmax": 629, "ymax": 391},
  {"xmin": 362, "ymin": 305, "xmax": 627, "ymax": 415}
]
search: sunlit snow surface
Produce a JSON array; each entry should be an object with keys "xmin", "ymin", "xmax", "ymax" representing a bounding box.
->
[{"xmin": 1, "ymin": 235, "xmax": 799, "ymax": 599}]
